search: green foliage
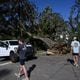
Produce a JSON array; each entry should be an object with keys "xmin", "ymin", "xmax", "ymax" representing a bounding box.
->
[
  {"xmin": 0, "ymin": 0, "xmax": 37, "ymax": 39},
  {"xmin": 69, "ymin": 0, "xmax": 80, "ymax": 38},
  {"xmin": 0, "ymin": 1, "xmax": 68, "ymax": 41},
  {"xmin": 38, "ymin": 6, "xmax": 67, "ymax": 40}
]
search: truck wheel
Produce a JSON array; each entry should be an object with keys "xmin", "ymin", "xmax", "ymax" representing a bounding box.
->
[{"xmin": 10, "ymin": 52, "xmax": 18, "ymax": 63}]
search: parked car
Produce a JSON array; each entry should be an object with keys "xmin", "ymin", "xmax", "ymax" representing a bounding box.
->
[{"xmin": 0, "ymin": 40, "xmax": 34, "ymax": 62}]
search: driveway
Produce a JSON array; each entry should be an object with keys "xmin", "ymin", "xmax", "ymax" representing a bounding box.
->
[{"xmin": 0, "ymin": 54, "xmax": 80, "ymax": 80}]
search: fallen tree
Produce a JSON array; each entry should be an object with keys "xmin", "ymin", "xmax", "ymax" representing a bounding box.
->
[{"xmin": 47, "ymin": 42, "xmax": 71, "ymax": 55}]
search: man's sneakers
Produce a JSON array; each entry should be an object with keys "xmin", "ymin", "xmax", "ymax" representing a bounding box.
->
[
  {"xmin": 73, "ymin": 63, "xmax": 79, "ymax": 67},
  {"xmin": 15, "ymin": 73, "xmax": 29, "ymax": 80},
  {"xmin": 14, "ymin": 73, "xmax": 21, "ymax": 78},
  {"xmin": 22, "ymin": 77, "xmax": 29, "ymax": 80},
  {"xmin": 75, "ymin": 64, "xmax": 79, "ymax": 67}
]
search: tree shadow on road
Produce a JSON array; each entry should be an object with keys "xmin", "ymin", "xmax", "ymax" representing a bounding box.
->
[
  {"xmin": 26, "ymin": 56, "xmax": 38, "ymax": 61},
  {"xmin": 27, "ymin": 64, "xmax": 36, "ymax": 78},
  {"xmin": 67, "ymin": 58, "xmax": 74, "ymax": 65},
  {"xmin": 0, "ymin": 69, "xmax": 12, "ymax": 78},
  {"xmin": 0, "ymin": 57, "xmax": 10, "ymax": 61}
]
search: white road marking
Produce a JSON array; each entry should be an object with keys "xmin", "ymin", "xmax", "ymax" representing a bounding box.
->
[{"xmin": 0, "ymin": 62, "xmax": 12, "ymax": 67}]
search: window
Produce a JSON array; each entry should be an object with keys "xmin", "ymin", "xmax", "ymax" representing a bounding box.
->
[
  {"xmin": 9, "ymin": 41, "xmax": 18, "ymax": 45},
  {"xmin": 0, "ymin": 42, "xmax": 6, "ymax": 47}
]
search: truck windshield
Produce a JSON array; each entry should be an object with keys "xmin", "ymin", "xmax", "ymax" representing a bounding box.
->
[{"xmin": 9, "ymin": 41, "xmax": 18, "ymax": 45}]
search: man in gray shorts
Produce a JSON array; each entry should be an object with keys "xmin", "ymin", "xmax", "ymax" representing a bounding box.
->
[{"xmin": 71, "ymin": 37, "xmax": 80, "ymax": 67}]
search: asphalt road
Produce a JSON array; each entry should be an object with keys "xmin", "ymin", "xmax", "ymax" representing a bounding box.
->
[{"xmin": 0, "ymin": 54, "xmax": 80, "ymax": 80}]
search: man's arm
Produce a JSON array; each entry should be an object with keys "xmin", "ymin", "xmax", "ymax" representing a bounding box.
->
[
  {"xmin": 71, "ymin": 46, "xmax": 73, "ymax": 54},
  {"xmin": 79, "ymin": 45, "xmax": 80, "ymax": 57},
  {"xmin": 70, "ymin": 42, "xmax": 73, "ymax": 54}
]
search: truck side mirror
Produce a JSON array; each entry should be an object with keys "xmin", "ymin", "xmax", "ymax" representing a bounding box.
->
[{"xmin": 6, "ymin": 44, "xmax": 9, "ymax": 50}]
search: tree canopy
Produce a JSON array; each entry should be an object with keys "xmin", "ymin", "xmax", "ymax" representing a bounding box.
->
[
  {"xmin": 0, "ymin": 0, "xmax": 37, "ymax": 39},
  {"xmin": 69, "ymin": 0, "xmax": 80, "ymax": 37},
  {"xmin": 37, "ymin": 6, "xmax": 67, "ymax": 40},
  {"xmin": 0, "ymin": 0, "xmax": 68, "ymax": 41}
]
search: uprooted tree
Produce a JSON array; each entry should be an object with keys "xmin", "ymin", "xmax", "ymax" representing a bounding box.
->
[{"xmin": 0, "ymin": 0, "xmax": 71, "ymax": 55}]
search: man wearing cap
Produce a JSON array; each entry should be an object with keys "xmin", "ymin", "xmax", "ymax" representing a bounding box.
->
[{"xmin": 71, "ymin": 37, "xmax": 80, "ymax": 67}]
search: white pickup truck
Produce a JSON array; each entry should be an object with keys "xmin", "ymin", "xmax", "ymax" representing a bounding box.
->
[{"xmin": 0, "ymin": 40, "xmax": 34, "ymax": 62}]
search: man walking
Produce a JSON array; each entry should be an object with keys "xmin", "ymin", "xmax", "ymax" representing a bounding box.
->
[
  {"xmin": 15, "ymin": 38, "xmax": 29, "ymax": 80},
  {"xmin": 71, "ymin": 37, "xmax": 80, "ymax": 67}
]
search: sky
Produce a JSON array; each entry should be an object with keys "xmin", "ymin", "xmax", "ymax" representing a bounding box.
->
[{"xmin": 30, "ymin": 0, "xmax": 75, "ymax": 21}]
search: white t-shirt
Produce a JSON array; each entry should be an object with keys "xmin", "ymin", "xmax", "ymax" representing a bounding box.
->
[{"xmin": 71, "ymin": 40, "xmax": 80, "ymax": 53}]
